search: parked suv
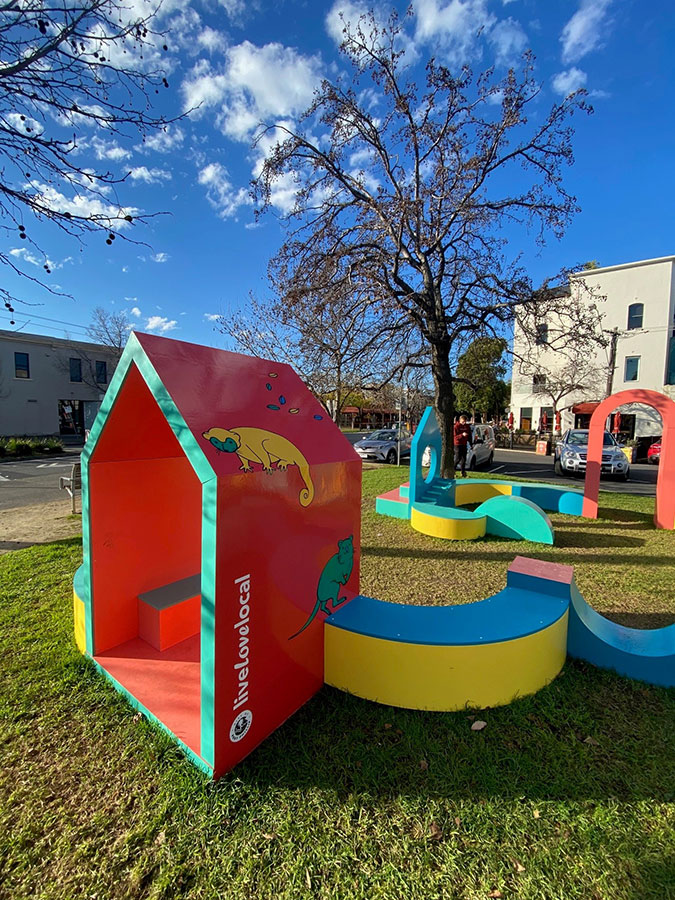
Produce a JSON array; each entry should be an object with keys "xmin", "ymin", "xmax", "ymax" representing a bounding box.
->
[
  {"xmin": 553, "ymin": 429, "xmax": 630, "ymax": 481},
  {"xmin": 354, "ymin": 427, "xmax": 412, "ymax": 464}
]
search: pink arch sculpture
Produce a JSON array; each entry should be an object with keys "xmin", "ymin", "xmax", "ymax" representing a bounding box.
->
[{"xmin": 582, "ymin": 389, "xmax": 675, "ymax": 529}]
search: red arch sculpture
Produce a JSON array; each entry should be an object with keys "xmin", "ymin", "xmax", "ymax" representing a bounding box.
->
[{"xmin": 582, "ymin": 389, "xmax": 675, "ymax": 529}]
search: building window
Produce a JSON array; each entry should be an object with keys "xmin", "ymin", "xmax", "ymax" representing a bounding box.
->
[
  {"xmin": 95, "ymin": 360, "xmax": 107, "ymax": 384},
  {"xmin": 14, "ymin": 351, "xmax": 30, "ymax": 379},
  {"xmin": 627, "ymin": 302, "xmax": 644, "ymax": 330},
  {"xmin": 624, "ymin": 356, "xmax": 640, "ymax": 382},
  {"xmin": 532, "ymin": 374, "xmax": 547, "ymax": 393},
  {"xmin": 520, "ymin": 407, "xmax": 533, "ymax": 431},
  {"xmin": 69, "ymin": 357, "xmax": 82, "ymax": 382},
  {"xmin": 535, "ymin": 323, "xmax": 548, "ymax": 345}
]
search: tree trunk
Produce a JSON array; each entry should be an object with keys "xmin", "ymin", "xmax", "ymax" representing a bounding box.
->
[{"xmin": 430, "ymin": 340, "xmax": 455, "ymax": 478}]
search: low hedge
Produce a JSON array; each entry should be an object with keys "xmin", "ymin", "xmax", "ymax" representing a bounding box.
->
[{"xmin": 0, "ymin": 436, "xmax": 64, "ymax": 457}]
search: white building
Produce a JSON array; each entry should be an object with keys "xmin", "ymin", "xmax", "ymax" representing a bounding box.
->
[
  {"xmin": 0, "ymin": 329, "xmax": 121, "ymax": 437},
  {"xmin": 510, "ymin": 255, "xmax": 675, "ymax": 439}
]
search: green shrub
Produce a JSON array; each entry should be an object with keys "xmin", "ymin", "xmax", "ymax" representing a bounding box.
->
[
  {"xmin": 4, "ymin": 437, "xmax": 33, "ymax": 456},
  {"xmin": 43, "ymin": 437, "xmax": 64, "ymax": 453},
  {"xmin": 1, "ymin": 435, "xmax": 64, "ymax": 456}
]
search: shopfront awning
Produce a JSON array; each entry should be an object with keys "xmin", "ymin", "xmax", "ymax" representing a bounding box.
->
[{"xmin": 572, "ymin": 402, "xmax": 600, "ymax": 415}]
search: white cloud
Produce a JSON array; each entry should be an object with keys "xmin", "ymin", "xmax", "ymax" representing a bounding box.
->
[
  {"xmin": 218, "ymin": 0, "xmax": 248, "ymax": 17},
  {"xmin": 25, "ymin": 182, "xmax": 138, "ymax": 229},
  {"xmin": 151, "ymin": 252, "xmax": 170, "ymax": 263},
  {"xmin": 326, "ymin": 1, "xmax": 419, "ymax": 61},
  {"xmin": 130, "ymin": 306, "xmax": 142, "ymax": 318},
  {"xmin": 197, "ymin": 26, "xmax": 228, "ymax": 53},
  {"xmin": 204, "ymin": 313, "xmax": 221, "ymax": 321},
  {"xmin": 198, "ymin": 161, "xmax": 251, "ymax": 217},
  {"xmin": 552, "ymin": 67, "xmax": 587, "ymax": 96},
  {"xmin": 90, "ymin": 137, "xmax": 132, "ymax": 161},
  {"xmin": 414, "ymin": 0, "xmax": 496, "ymax": 64},
  {"xmin": 326, "ymin": 1, "xmax": 372, "ymax": 46},
  {"xmin": 181, "ymin": 41, "xmax": 323, "ymax": 220},
  {"xmin": 182, "ymin": 42, "xmax": 322, "ymax": 142},
  {"xmin": 561, "ymin": 0, "xmax": 612, "ymax": 64},
  {"xmin": 9, "ymin": 247, "xmax": 60, "ymax": 270},
  {"xmin": 5, "ymin": 112, "xmax": 44, "ymax": 135},
  {"xmin": 488, "ymin": 17, "xmax": 527, "ymax": 65},
  {"xmin": 140, "ymin": 126, "xmax": 185, "ymax": 153},
  {"xmin": 145, "ymin": 315, "xmax": 177, "ymax": 333},
  {"xmin": 128, "ymin": 166, "xmax": 172, "ymax": 183}
]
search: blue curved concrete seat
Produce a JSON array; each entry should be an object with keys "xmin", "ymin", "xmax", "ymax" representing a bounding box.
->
[
  {"xmin": 511, "ymin": 484, "xmax": 584, "ymax": 516},
  {"xmin": 568, "ymin": 585, "xmax": 675, "ymax": 687},
  {"xmin": 328, "ymin": 570, "xmax": 569, "ymax": 645}
]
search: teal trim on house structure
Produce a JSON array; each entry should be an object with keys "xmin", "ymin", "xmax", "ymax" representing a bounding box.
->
[
  {"xmin": 76, "ymin": 332, "xmax": 218, "ymax": 769},
  {"xmin": 200, "ymin": 477, "xmax": 218, "ymax": 767}
]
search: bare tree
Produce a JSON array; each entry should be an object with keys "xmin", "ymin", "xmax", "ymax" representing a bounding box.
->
[
  {"xmin": 253, "ymin": 13, "xmax": 590, "ymax": 476},
  {"xmin": 86, "ymin": 305, "xmax": 130, "ymax": 358},
  {"xmin": 219, "ymin": 288, "xmax": 423, "ymax": 420},
  {"xmin": 0, "ymin": 0, "xmax": 177, "ymax": 321},
  {"xmin": 54, "ymin": 305, "xmax": 129, "ymax": 390},
  {"xmin": 513, "ymin": 286, "xmax": 610, "ymax": 430}
]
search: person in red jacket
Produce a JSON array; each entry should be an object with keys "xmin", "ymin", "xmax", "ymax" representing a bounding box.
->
[{"xmin": 454, "ymin": 415, "xmax": 473, "ymax": 477}]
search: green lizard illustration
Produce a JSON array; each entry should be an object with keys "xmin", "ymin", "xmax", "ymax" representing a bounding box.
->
[{"xmin": 289, "ymin": 536, "xmax": 354, "ymax": 639}]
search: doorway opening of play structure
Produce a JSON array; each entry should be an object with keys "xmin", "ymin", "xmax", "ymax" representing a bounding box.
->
[{"xmin": 87, "ymin": 363, "xmax": 203, "ymax": 758}]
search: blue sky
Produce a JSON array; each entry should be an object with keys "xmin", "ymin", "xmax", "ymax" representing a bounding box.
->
[{"xmin": 4, "ymin": 0, "xmax": 675, "ymax": 348}]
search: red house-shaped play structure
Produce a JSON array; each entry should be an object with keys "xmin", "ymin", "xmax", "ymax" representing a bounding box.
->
[{"xmin": 72, "ymin": 333, "xmax": 361, "ymax": 778}]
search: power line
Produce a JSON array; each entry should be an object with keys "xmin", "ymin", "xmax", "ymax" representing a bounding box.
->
[{"xmin": 0, "ymin": 313, "xmax": 91, "ymax": 338}]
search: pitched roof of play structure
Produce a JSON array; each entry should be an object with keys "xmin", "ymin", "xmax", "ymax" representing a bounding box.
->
[{"xmin": 86, "ymin": 332, "xmax": 358, "ymax": 477}]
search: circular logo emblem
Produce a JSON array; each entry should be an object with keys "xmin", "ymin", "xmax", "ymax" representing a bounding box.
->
[{"xmin": 229, "ymin": 710, "xmax": 253, "ymax": 743}]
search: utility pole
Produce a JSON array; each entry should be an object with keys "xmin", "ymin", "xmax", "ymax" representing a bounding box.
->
[{"xmin": 605, "ymin": 328, "xmax": 619, "ymax": 397}]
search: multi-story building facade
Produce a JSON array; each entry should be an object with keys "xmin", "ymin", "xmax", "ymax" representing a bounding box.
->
[
  {"xmin": 510, "ymin": 255, "xmax": 675, "ymax": 439},
  {"xmin": 0, "ymin": 329, "xmax": 121, "ymax": 437}
]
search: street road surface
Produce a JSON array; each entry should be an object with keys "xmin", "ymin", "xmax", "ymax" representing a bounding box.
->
[
  {"xmin": 0, "ymin": 454, "xmax": 80, "ymax": 510},
  {"xmin": 343, "ymin": 434, "xmax": 657, "ymax": 497},
  {"xmin": 0, "ymin": 443, "xmax": 657, "ymax": 511}
]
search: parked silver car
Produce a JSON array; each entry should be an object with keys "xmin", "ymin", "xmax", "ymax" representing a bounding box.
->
[
  {"xmin": 467, "ymin": 424, "xmax": 496, "ymax": 470},
  {"xmin": 354, "ymin": 428, "xmax": 412, "ymax": 464},
  {"xmin": 421, "ymin": 424, "xmax": 496, "ymax": 470},
  {"xmin": 553, "ymin": 429, "xmax": 630, "ymax": 481}
]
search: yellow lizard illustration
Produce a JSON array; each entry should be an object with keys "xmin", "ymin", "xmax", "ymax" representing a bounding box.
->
[{"xmin": 202, "ymin": 426, "xmax": 315, "ymax": 507}]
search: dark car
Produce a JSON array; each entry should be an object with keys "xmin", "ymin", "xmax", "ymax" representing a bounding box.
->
[{"xmin": 553, "ymin": 429, "xmax": 630, "ymax": 481}]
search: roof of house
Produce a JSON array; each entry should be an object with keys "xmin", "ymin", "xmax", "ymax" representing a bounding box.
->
[{"xmin": 85, "ymin": 331, "xmax": 357, "ymax": 480}]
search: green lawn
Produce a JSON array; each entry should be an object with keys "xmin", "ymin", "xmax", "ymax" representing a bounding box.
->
[{"xmin": 1, "ymin": 469, "xmax": 673, "ymax": 900}]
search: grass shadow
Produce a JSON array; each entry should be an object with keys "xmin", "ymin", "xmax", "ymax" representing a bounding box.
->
[
  {"xmin": 552, "ymin": 530, "xmax": 646, "ymax": 549},
  {"xmin": 232, "ymin": 662, "xmax": 675, "ymax": 804}
]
